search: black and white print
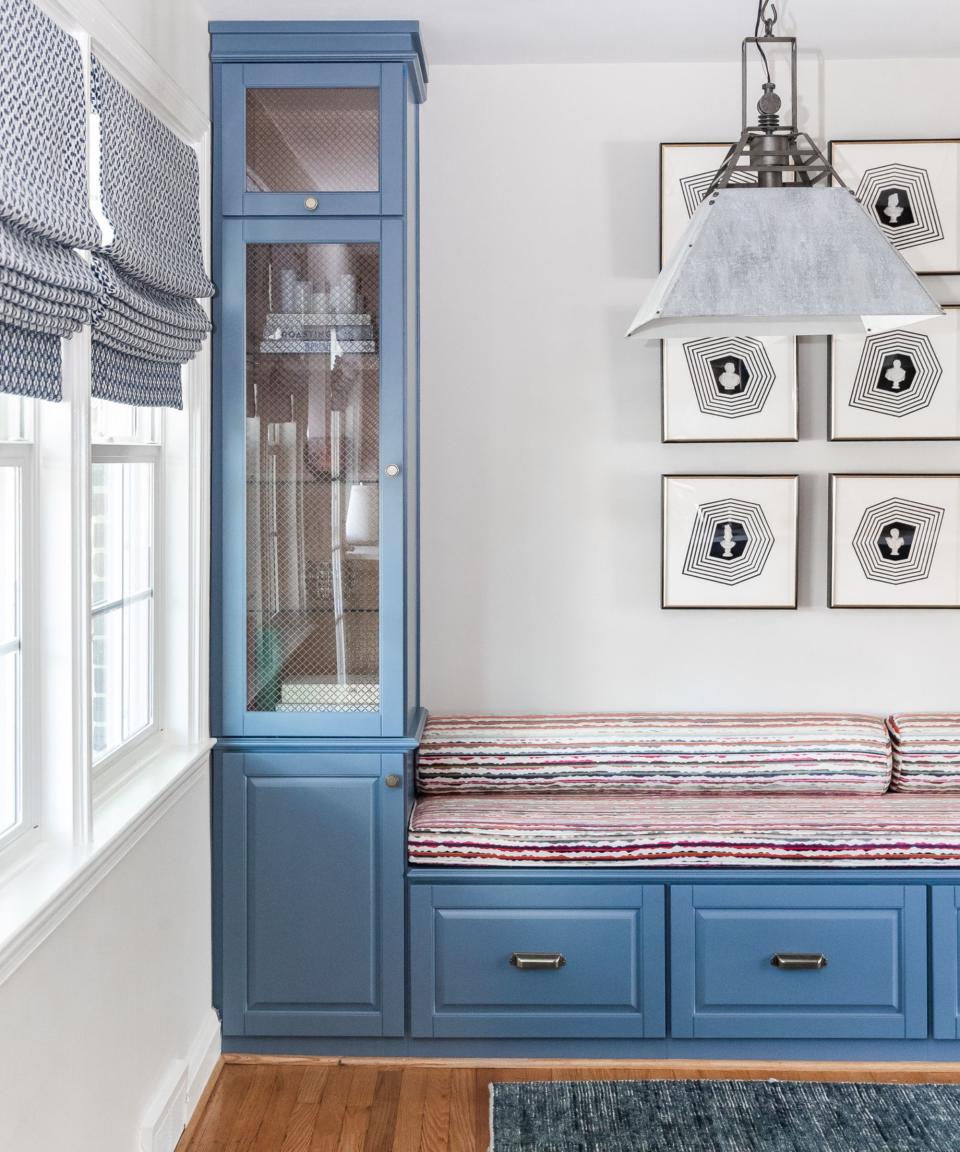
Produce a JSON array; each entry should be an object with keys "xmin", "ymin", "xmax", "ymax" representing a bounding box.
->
[
  {"xmin": 677, "ymin": 166, "xmax": 755, "ymax": 219},
  {"xmin": 663, "ymin": 335, "xmax": 797, "ymax": 442},
  {"xmin": 660, "ymin": 143, "xmax": 753, "ymax": 267},
  {"xmin": 830, "ymin": 475, "xmax": 960, "ymax": 607},
  {"xmin": 662, "ymin": 475, "xmax": 798, "ymax": 609},
  {"xmin": 830, "ymin": 140, "xmax": 960, "ymax": 274},
  {"xmin": 830, "ymin": 308, "xmax": 960, "ymax": 440},
  {"xmin": 682, "ymin": 498, "xmax": 775, "ymax": 585}
]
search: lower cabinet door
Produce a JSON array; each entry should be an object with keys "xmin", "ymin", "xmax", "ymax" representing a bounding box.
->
[
  {"xmin": 410, "ymin": 883, "xmax": 665, "ymax": 1038},
  {"xmin": 932, "ymin": 886, "xmax": 960, "ymax": 1039},
  {"xmin": 671, "ymin": 884, "xmax": 928, "ymax": 1039},
  {"xmin": 219, "ymin": 751, "xmax": 405, "ymax": 1037}
]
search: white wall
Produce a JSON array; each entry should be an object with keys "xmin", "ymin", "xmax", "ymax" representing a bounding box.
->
[
  {"xmin": 0, "ymin": 778, "xmax": 213, "ymax": 1152},
  {"xmin": 420, "ymin": 58, "xmax": 960, "ymax": 715},
  {"xmin": 98, "ymin": 0, "xmax": 210, "ymax": 111},
  {"xmin": 0, "ymin": 4, "xmax": 214, "ymax": 1152}
]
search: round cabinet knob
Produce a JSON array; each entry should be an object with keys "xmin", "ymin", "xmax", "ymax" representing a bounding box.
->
[
  {"xmin": 304, "ymin": 195, "xmax": 319, "ymax": 211},
  {"xmin": 384, "ymin": 774, "xmax": 402, "ymax": 788},
  {"xmin": 384, "ymin": 464, "xmax": 401, "ymax": 478}
]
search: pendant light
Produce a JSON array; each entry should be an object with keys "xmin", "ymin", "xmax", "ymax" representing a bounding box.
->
[{"xmin": 627, "ymin": 2, "xmax": 943, "ymax": 340}]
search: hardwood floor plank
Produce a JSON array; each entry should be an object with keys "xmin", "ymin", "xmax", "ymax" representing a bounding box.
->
[
  {"xmin": 447, "ymin": 1068, "xmax": 479, "ymax": 1152},
  {"xmin": 362, "ymin": 1071, "xmax": 403, "ymax": 1152},
  {"xmin": 309, "ymin": 1067, "xmax": 354, "ymax": 1152},
  {"xmin": 278, "ymin": 1068, "xmax": 332, "ymax": 1152},
  {"xmin": 248, "ymin": 1066, "xmax": 305, "ymax": 1152},
  {"xmin": 417, "ymin": 1067, "xmax": 451, "ymax": 1152},
  {"xmin": 338, "ymin": 1067, "xmax": 379, "ymax": 1152},
  {"xmin": 182, "ymin": 1064, "xmax": 257, "ymax": 1152},
  {"xmin": 473, "ymin": 1069, "xmax": 494, "ymax": 1152},
  {"xmin": 391, "ymin": 1067, "xmax": 429, "ymax": 1152}
]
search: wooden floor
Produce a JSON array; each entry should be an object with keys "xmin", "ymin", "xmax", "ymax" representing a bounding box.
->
[{"xmin": 178, "ymin": 1057, "xmax": 960, "ymax": 1152}]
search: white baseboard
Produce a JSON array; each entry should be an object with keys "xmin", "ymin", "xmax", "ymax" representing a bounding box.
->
[
  {"xmin": 139, "ymin": 1010, "xmax": 220, "ymax": 1152},
  {"xmin": 186, "ymin": 1008, "xmax": 222, "ymax": 1117}
]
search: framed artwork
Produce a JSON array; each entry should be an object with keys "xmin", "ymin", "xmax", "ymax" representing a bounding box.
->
[
  {"xmin": 829, "ymin": 474, "xmax": 960, "ymax": 608},
  {"xmin": 660, "ymin": 142, "xmax": 754, "ymax": 267},
  {"xmin": 662, "ymin": 475, "xmax": 799, "ymax": 609},
  {"xmin": 662, "ymin": 334, "xmax": 798, "ymax": 442},
  {"xmin": 829, "ymin": 139, "xmax": 960, "ymax": 274},
  {"xmin": 829, "ymin": 307, "xmax": 960, "ymax": 441}
]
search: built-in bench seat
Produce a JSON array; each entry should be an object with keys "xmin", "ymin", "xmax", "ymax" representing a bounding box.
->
[
  {"xmin": 409, "ymin": 712, "xmax": 960, "ymax": 867},
  {"xmin": 409, "ymin": 792, "xmax": 960, "ymax": 867}
]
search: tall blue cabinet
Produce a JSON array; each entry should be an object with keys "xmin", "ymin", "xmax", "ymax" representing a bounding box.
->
[{"xmin": 210, "ymin": 22, "xmax": 427, "ymax": 1042}]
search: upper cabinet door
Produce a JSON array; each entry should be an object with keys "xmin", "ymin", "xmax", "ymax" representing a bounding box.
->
[{"xmin": 220, "ymin": 62, "xmax": 405, "ymax": 217}]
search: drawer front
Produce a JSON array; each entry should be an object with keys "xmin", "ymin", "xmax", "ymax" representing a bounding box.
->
[
  {"xmin": 410, "ymin": 884, "xmax": 665, "ymax": 1038},
  {"xmin": 932, "ymin": 886, "xmax": 960, "ymax": 1039},
  {"xmin": 671, "ymin": 885, "xmax": 927, "ymax": 1039}
]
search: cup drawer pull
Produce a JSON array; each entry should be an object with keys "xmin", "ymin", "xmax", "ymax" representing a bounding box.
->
[
  {"xmin": 771, "ymin": 952, "xmax": 828, "ymax": 970},
  {"xmin": 510, "ymin": 952, "xmax": 566, "ymax": 971}
]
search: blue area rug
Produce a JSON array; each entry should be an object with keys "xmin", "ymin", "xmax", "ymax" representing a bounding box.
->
[{"xmin": 489, "ymin": 1079, "xmax": 960, "ymax": 1151}]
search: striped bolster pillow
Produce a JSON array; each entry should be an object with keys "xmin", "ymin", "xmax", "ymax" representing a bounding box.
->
[
  {"xmin": 889, "ymin": 714, "xmax": 960, "ymax": 792},
  {"xmin": 417, "ymin": 713, "xmax": 893, "ymax": 794}
]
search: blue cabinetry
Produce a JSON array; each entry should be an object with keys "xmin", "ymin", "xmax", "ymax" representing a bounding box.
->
[
  {"xmin": 211, "ymin": 21, "xmax": 426, "ymax": 1041},
  {"xmin": 411, "ymin": 884, "xmax": 666, "ymax": 1039},
  {"xmin": 933, "ymin": 886, "xmax": 960, "ymax": 1039},
  {"xmin": 220, "ymin": 750, "xmax": 406, "ymax": 1036},
  {"xmin": 671, "ymin": 884, "xmax": 928, "ymax": 1040}
]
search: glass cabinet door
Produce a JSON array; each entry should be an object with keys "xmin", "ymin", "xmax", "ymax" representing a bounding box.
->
[
  {"xmin": 220, "ymin": 217, "xmax": 403, "ymax": 737},
  {"xmin": 247, "ymin": 240, "xmax": 380, "ymax": 720},
  {"xmin": 221, "ymin": 63, "xmax": 404, "ymax": 217}
]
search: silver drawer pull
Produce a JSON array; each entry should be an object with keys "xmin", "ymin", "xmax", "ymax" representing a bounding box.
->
[
  {"xmin": 510, "ymin": 952, "xmax": 566, "ymax": 971},
  {"xmin": 771, "ymin": 952, "xmax": 828, "ymax": 970}
]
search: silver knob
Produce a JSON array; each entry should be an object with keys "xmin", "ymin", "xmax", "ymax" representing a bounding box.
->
[
  {"xmin": 384, "ymin": 464, "xmax": 401, "ymax": 478},
  {"xmin": 304, "ymin": 195, "xmax": 319, "ymax": 211}
]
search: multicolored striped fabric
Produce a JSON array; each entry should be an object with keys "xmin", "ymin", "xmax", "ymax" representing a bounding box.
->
[
  {"xmin": 408, "ymin": 793, "xmax": 960, "ymax": 868},
  {"xmin": 889, "ymin": 714, "xmax": 960, "ymax": 792},
  {"xmin": 417, "ymin": 714, "xmax": 893, "ymax": 795}
]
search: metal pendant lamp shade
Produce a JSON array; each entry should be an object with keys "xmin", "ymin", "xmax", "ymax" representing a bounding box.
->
[
  {"xmin": 628, "ymin": 186, "xmax": 943, "ymax": 339},
  {"xmin": 627, "ymin": 5, "xmax": 943, "ymax": 341}
]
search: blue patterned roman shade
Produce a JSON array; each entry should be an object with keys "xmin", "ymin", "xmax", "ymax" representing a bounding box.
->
[
  {"xmin": 0, "ymin": 0, "xmax": 101, "ymax": 400},
  {"xmin": 90, "ymin": 57, "xmax": 213, "ymax": 408}
]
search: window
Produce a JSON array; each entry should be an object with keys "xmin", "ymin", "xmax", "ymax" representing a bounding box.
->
[
  {"xmin": 0, "ymin": 394, "xmax": 33, "ymax": 849},
  {"xmin": 90, "ymin": 399, "xmax": 161, "ymax": 771}
]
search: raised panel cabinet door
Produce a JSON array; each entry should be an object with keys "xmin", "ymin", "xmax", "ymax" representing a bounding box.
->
[
  {"xmin": 670, "ymin": 884, "xmax": 928, "ymax": 1040},
  {"xmin": 220, "ymin": 62, "xmax": 404, "ymax": 217},
  {"xmin": 218, "ymin": 216, "xmax": 407, "ymax": 738},
  {"xmin": 932, "ymin": 886, "xmax": 960, "ymax": 1039},
  {"xmin": 220, "ymin": 752, "xmax": 404, "ymax": 1037}
]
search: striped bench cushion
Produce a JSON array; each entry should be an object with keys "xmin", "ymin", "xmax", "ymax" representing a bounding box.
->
[
  {"xmin": 408, "ymin": 793, "xmax": 960, "ymax": 867},
  {"xmin": 417, "ymin": 714, "xmax": 892, "ymax": 794},
  {"xmin": 890, "ymin": 714, "xmax": 960, "ymax": 791}
]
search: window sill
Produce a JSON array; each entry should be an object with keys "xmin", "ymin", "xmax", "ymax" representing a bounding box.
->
[{"xmin": 0, "ymin": 737, "xmax": 214, "ymax": 988}]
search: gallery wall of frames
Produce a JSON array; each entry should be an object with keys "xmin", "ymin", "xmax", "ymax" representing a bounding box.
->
[{"xmin": 659, "ymin": 138, "xmax": 960, "ymax": 611}]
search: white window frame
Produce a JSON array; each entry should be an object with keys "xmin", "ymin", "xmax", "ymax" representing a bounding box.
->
[
  {"xmin": 0, "ymin": 0, "xmax": 213, "ymax": 988},
  {"xmin": 88, "ymin": 438, "xmax": 164, "ymax": 800},
  {"xmin": 0, "ymin": 434, "xmax": 38, "ymax": 858}
]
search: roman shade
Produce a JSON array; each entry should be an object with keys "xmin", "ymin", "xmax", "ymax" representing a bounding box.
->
[
  {"xmin": 0, "ymin": 0, "xmax": 100, "ymax": 400},
  {"xmin": 90, "ymin": 56, "xmax": 213, "ymax": 408}
]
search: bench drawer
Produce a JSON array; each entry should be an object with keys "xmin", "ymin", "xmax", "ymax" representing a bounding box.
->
[
  {"xmin": 671, "ymin": 885, "xmax": 927, "ymax": 1039},
  {"xmin": 410, "ymin": 884, "xmax": 665, "ymax": 1038}
]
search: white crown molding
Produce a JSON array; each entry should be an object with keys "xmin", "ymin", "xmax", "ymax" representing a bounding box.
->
[{"xmin": 34, "ymin": 0, "xmax": 208, "ymax": 142}]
